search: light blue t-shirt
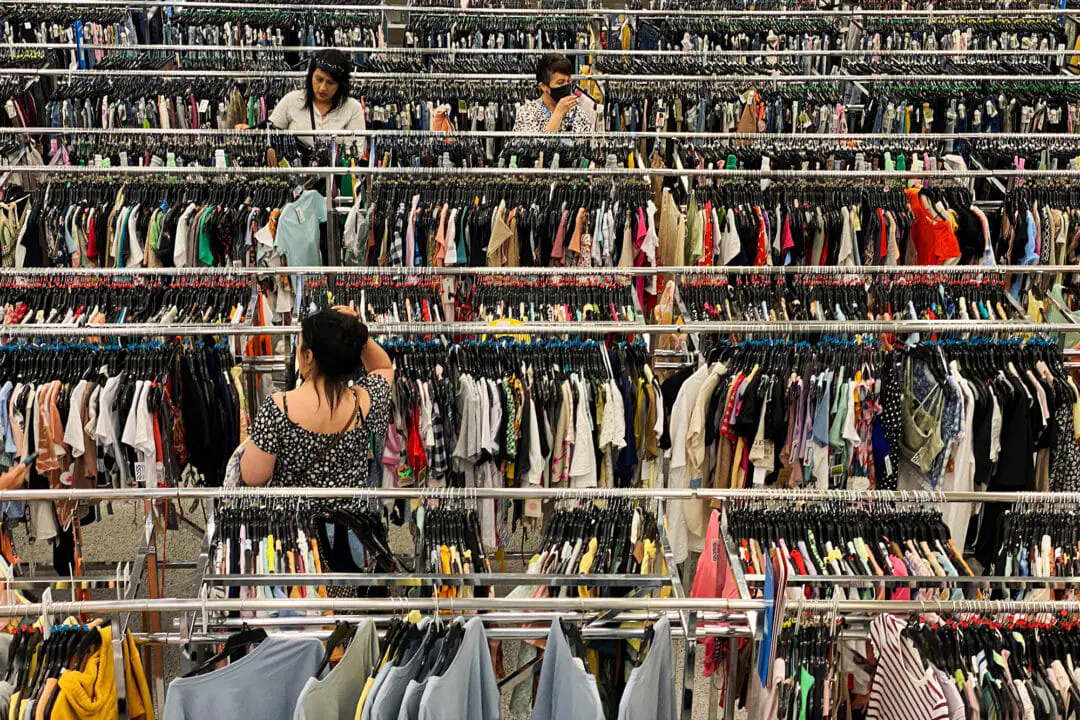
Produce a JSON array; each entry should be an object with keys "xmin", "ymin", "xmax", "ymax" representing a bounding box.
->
[
  {"xmin": 529, "ymin": 621, "xmax": 604, "ymax": 720},
  {"xmin": 617, "ymin": 616, "xmax": 677, "ymax": 720},
  {"xmin": 369, "ymin": 624, "xmax": 431, "ymax": 720},
  {"xmin": 164, "ymin": 636, "xmax": 322, "ymax": 720},
  {"xmin": 275, "ymin": 189, "xmax": 328, "ymax": 267},
  {"xmin": 417, "ymin": 617, "xmax": 500, "ymax": 720}
]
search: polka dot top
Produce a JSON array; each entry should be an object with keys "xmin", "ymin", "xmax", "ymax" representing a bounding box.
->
[{"xmin": 247, "ymin": 374, "xmax": 391, "ymax": 502}]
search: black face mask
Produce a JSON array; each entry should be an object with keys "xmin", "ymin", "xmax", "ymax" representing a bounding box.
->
[{"xmin": 548, "ymin": 84, "xmax": 573, "ymax": 102}]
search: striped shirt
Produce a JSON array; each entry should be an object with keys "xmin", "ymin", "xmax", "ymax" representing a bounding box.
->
[{"xmin": 866, "ymin": 614, "xmax": 952, "ymax": 720}]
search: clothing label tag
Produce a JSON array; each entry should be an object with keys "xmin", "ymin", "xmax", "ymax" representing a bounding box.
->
[
  {"xmin": 118, "ymin": 151, "xmax": 128, "ymax": 167},
  {"xmin": 134, "ymin": 461, "xmax": 150, "ymax": 486},
  {"xmin": 689, "ymin": 477, "xmax": 702, "ymax": 489},
  {"xmin": 849, "ymin": 475, "xmax": 870, "ymax": 492},
  {"xmin": 214, "ymin": 149, "xmax": 226, "ymax": 168},
  {"xmin": 524, "ymin": 498, "xmax": 543, "ymax": 518},
  {"xmin": 197, "ymin": 99, "xmax": 210, "ymax": 114},
  {"xmin": 829, "ymin": 464, "xmax": 844, "ymax": 477},
  {"xmin": 295, "ymin": 206, "xmax": 305, "ymax": 224},
  {"xmin": 254, "ymin": 224, "xmax": 274, "ymax": 246}
]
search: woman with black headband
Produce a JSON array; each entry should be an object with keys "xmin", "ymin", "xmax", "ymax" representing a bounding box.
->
[{"xmin": 235, "ymin": 49, "xmax": 365, "ymax": 146}]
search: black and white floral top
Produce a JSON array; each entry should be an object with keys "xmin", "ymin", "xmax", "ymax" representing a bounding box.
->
[
  {"xmin": 514, "ymin": 98, "xmax": 593, "ymax": 134},
  {"xmin": 248, "ymin": 374, "xmax": 391, "ymax": 498}
]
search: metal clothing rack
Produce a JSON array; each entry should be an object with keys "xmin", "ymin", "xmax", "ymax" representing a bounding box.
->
[
  {"xmin": 7, "ymin": 128, "xmax": 1080, "ymax": 140},
  {"xmin": 3, "ymin": 1, "xmax": 1079, "ymax": 717},
  {"xmin": 4, "ymin": 68, "xmax": 1078, "ymax": 81},
  {"xmin": 6, "ymin": 164, "xmax": 1079, "ymax": 178},
  {"xmin": 0, "ymin": 319, "xmax": 1064, "ymax": 336},
  {"xmin": 1, "ymin": 0, "xmax": 1076, "ymax": 15},
  {"xmin": 0, "ymin": 263, "xmax": 1068, "ymax": 277},
  {"xmin": 12, "ymin": 42, "xmax": 1080, "ymax": 57}
]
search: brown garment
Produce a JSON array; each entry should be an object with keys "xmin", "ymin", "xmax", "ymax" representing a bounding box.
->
[
  {"xmin": 567, "ymin": 208, "xmax": 587, "ymax": 258},
  {"xmin": 505, "ymin": 208, "xmax": 521, "ymax": 268}
]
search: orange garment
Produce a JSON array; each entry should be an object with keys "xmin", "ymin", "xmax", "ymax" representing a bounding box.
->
[
  {"xmin": 905, "ymin": 188, "xmax": 961, "ymax": 265},
  {"xmin": 123, "ymin": 631, "xmax": 155, "ymax": 720},
  {"xmin": 568, "ymin": 208, "xmax": 587, "ymax": 257}
]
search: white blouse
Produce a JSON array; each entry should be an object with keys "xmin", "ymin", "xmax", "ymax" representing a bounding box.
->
[{"xmin": 268, "ymin": 90, "xmax": 366, "ymax": 146}]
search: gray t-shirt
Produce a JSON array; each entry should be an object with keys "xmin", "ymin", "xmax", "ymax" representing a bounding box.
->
[
  {"xmin": 417, "ymin": 617, "xmax": 500, "ymax": 720},
  {"xmin": 617, "ymin": 616, "xmax": 677, "ymax": 720},
  {"xmin": 295, "ymin": 620, "xmax": 380, "ymax": 720},
  {"xmin": 529, "ymin": 621, "xmax": 604, "ymax": 720},
  {"xmin": 396, "ymin": 637, "xmax": 445, "ymax": 720},
  {"xmin": 369, "ymin": 629, "xmax": 430, "ymax": 720},
  {"xmin": 164, "ymin": 637, "xmax": 322, "ymax": 720}
]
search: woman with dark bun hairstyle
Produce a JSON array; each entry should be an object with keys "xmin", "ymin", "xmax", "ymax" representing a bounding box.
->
[{"xmin": 240, "ymin": 305, "xmax": 392, "ymax": 490}]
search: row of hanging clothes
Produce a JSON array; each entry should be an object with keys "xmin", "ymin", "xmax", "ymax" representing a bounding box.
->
[
  {"xmin": 727, "ymin": 500, "xmax": 979, "ymax": 601},
  {"xmin": 850, "ymin": 16, "xmax": 1069, "ymax": 72},
  {"xmin": 604, "ymin": 80, "xmax": 850, "ymax": 135},
  {"xmin": 376, "ymin": 338, "xmax": 660, "ymax": 548},
  {"xmin": 454, "ymin": 276, "xmax": 641, "ymax": 323},
  {"xmin": 356, "ymin": 77, "xmax": 535, "ymax": 136},
  {"xmin": 661, "ymin": 337, "xmax": 1080, "ymax": 564},
  {"xmin": 301, "ymin": 276, "xmax": 446, "ymax": 324},
  {"xmin": 0, "ymin": 340, "xmax": 242, "ymax": 580},
  {"xmin": 55, "ymin": 131, "xmax": 308, "ymax": 168},
  {"xmin": 17, "ymin": 177, "xmax": 295, "ymax": 269},
  {"xmin": 350, "ymin": 177, "xmax": 652, "ymax": 271},
  {"xmin": 756, "ymin": 611, "xmax": 1080, "ymax": 720},
  {"xmin": 604, "ymin": 78, "xmax": 1080, "ymax": 136},
  {"xmin": 851, "ymin": 79, "xmax": 1080, "ymax": 135},
  {"xmin": 166, "ymin": 615, "xmax": 500, "ymax": 720},
  {"xmin": 41, "ymin": 76, "xmax": 299, "ymax": 130},
  {"xmin": 300, "ymin": 273, "xmax": 638, "ymax": 324},
  {"xmin": 0, "ymin": 8, "xmax": 138, "ymax": 70},
  {"xmin": 169, "ymin": 613, "xmax": 675, "ymax": 720},
  {"xmin": 677, "ymin": 273, "xmax": 1020, "ymax": 323},
  {"xmin": 623, "ymin": 17, "xmax": 840, "ymax": 74},
  {"xmin": 0, "ymin": 274, "xmax": 250, "ymax": 326},
  {"xmin": 0, "ymin": 621, "xmax": 153, "ymax": 720},
  {"xmin": 403, "ymin": 14, "xmax": 591, "ymax": 54},
  {"xmin": 206, "ymin": 495, "xmax": 401, "ymax": 605},
  {"xmin": 162, "ymin": 8, "xmax": 382, "ymax": 63},
  {"xmin": 981, "ymin": 502, "xmax": 1080, "ymax": 601},
  {"xmin": 646, "ymin": 181, "xmax": 996, "ymax": 270}
]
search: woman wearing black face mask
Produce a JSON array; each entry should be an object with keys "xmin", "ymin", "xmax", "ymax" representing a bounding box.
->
[{"xmin": 513, "ymin": 53, "xmax": 592, "ymax": 134}]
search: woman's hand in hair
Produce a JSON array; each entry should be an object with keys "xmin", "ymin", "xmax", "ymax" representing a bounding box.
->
[
  {"xmin": 332, "ymin": 304, "xmax": 360, "ymax": 320},
  {"xmin": 333, "ymin": 305, "xmax": 394, "ymax": 386}
]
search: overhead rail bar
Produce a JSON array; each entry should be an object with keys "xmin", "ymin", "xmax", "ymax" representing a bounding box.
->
[
  {"xmin": 15, "ymin": 42, "xmax": 1080, "ymax": 58},
  {"xmin": 0, "ymin": 0, "xmax": 1074, "ymax": 16},
  {"xmin": 4, "ymin": 596, "xmax": 1080, "ymax": 616},
  {"xmin": 6, "ymin": 165, "xmax": 1080, "ymax": 178},
  {"xmin": 0, "ymin": 486, "xmax": 1070, "ymax": 503},
  {"xmin": 1, "ymin": 68, "xmax": 1077, "ymax": 82},
  {"xmin": 0, "ymin": 264, "xmax": 1066, "ymax": 277},
  {"xmin": 5, "ymin": 128, "xmax": 1080, "ymax": 142},
  {"xmin": 0, "ymin": 320, "xmax": 1064, "ymax": 336}
]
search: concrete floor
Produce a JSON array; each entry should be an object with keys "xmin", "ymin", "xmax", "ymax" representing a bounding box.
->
[{"xmin": 12, "ymin": 501, "xmax": 731, "ymax": 720}]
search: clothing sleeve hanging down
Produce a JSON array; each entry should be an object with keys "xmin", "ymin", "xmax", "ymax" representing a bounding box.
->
[
  {"xmin": 616, "ymin": 615, "xmax": 677, "ymax": 720},
  {"xmin": 416, "ymin": 617, "xmax": 500, "ymax": 720},
  {"xmin": 164, "ymin": 637, "xmax": 323, "ymax": 720},
  {"xmin": 294, "ymin": 619, "xmax": 380, "ymax": 720},
  {"xmin": 529, "ymin": 621, "xmax": 605, "ymax": 720}
]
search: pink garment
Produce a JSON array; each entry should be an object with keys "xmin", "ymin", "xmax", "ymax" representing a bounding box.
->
[
  {"xmin": 888, "ymin": 555, "xmax": 910, "ymax": 601},
  {"xmin": 550, "ymin": 209, "xmax": 571, "ymax": 265},
  {"xmin": 691, "ymin": 510, "xmax": 740, "ymax": 599}
]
